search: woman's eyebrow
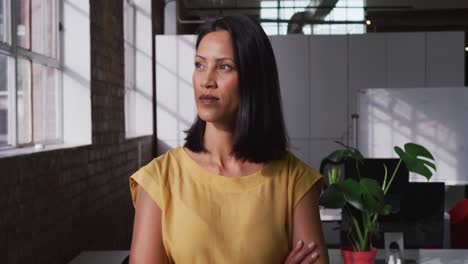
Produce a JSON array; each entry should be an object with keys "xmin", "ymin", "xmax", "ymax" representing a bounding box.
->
[{"xmin": 195, "ymin": 55, "xmax": 234, "ymax": 62}]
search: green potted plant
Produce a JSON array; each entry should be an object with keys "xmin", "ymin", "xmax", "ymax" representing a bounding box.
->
[{"xmin": 319, "ymin": 142, "xmax": 437, "ymax": 264}]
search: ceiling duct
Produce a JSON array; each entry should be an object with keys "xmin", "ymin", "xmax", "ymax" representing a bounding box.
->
[{"xmin": 287, "ymin": 0, "xmax": 339, "ymax": 33}]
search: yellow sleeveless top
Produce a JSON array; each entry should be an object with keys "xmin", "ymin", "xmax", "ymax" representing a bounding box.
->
[{"xmin": 129, "ymin": 147, "xmax": 322, "ymax": 263}]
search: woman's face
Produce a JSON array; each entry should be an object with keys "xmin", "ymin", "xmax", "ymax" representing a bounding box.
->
[{"xmin": 192, "ymin": 30, "xmax": 239, "ymax": 126}]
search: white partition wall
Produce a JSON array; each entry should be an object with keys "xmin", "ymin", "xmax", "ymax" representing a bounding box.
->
[
  {"xmin": 387, "ymin": 32, "xmax": 426, "ymax": 88},
  {"xmin": 348, "ymin": 34, "xmax": 387, "ymax": 119},
  {"xmin": 309, "ymin": 35, "xmax": 348, "ymax": 139},
  {"xmin": 426, "ymin": 32, "xmax": 465, "ymax": 87},
  {"xmin": 308, "ymin": 35, "xmax": 348, "ymax": 168},
  {"xmin": 271, "ymin": 35, "xmax": 310, "ymax": 163},
  {"xmin": 155, "ymin": 32, "xmax": 465, "ymax": 167}
]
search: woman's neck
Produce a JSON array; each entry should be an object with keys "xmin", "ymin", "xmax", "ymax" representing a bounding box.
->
[{"xmin": 203, "ymin": 121, "xmax": 237, "ymax": 167}]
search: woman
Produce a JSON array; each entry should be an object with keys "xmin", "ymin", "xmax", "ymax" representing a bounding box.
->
[{"xmin": 129, "ymin": 15, "xmax": 329, "ymax": 264}]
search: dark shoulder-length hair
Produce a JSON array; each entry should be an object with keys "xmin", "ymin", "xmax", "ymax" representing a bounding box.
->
[{"xmin": 184, "ymin": 15, "xmax": 289, "ymax": 163}]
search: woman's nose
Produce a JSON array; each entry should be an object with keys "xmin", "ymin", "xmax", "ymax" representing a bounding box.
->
[{"xmin": 201, "ymin": 71, "xmax": 217, "ymax": 89}]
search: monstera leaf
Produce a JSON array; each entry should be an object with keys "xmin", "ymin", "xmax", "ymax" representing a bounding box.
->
[
  {"xmin": 327, "ymin": 149, "xmax": 351, "ymax": 163},
  {"xmin": 319, "ymin": 177, "xmax": 387, "ymax": 214},
  {"xmin": 359, "ymin": 178, "xmax": 386, "ymax": 214},
  {"xmin": 340, "ymin": 178, "xmax": 364, "ymax": 210},
  {"xmin": 319, "ymin": 184, "xmax": 346, "ymax": 208},
  {"xmin": 327, "ymin": 141, "xmax": 364, "ymax": 163},
  {"xmin": 340, "ymin": 178, "xmax": 386, "ymax": 214},
  {"xmin": 394, "ymin": 143, "xmax": 436, "ymax": 181}
]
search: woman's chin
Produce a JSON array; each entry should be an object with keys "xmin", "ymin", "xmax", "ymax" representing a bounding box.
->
[{"xmin": 198, "ymin": 114, "xmax": 221, "ymax": 123}]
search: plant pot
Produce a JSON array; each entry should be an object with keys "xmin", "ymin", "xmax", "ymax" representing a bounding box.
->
[{"xmin": 341, "ymin": 247, "xmax": 378, "ymax": 264}]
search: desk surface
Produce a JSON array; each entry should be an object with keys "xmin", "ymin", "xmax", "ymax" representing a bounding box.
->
[
  {"xmin": 69, "ymin": 249, "xmax": 468, "ymax": 264},
  {"xmin": 329, "ymin": 249, "xmax": 468, "ymax": 264},
  {"xmin": 68, "ymin": 251, "xmax": 129, "ymax": 264}
]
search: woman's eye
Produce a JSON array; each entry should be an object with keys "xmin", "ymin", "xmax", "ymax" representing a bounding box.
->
[
  {"xmin": 194, "ymin": 62, "xmax": 203, "ymax": 68},
  {"xmin": 220, "ymin": 64, "xmax": 232, "ymax": 70}
]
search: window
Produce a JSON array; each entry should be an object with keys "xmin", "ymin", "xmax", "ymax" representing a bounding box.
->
[
  {"xmin": 0, "ymin": 0, "xmax": 61, "ymax": 150},
  {"xmin": 260, "ymin": 0, "xmax": 365, "ymax": 35},
  {"xmin": 124, "ymin": 0, "xmax": 153, "ymax": 138}
]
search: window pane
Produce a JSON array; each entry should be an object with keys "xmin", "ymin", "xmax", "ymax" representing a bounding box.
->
[
  {"xmin": 46, "ymin": 66, "xmax": 60, "ymax": 141},
  {"xmin": 17, "ymin": 58, "xmax": 32, "ymax": 144},
  {"xmin": 279, "ymin": 7, "xmax": 295, "ymax": 20},
  {"xmin": 348, "ymin": 24, "xmax": 365, "ymax": 34},
  {"xmin": 44, "ymin": 0, "xmax": 57, "ymax": 57},
  {"xmin": 17, "ymin": 0, "xmax": 31, "ymax": 49},
  {"xmin": 18, "ymin": 0, "xmax": 57, "ymax": 57},
  {"xmin": 347, "ymin": 7, "xmax": 364, "ymax": 21},
  {"xmin": 124, "ymin": 0, "xmax": 135, "ymax": 89},
  {"xmin": 348, "ymin": 0, "xmax": 364, "ymax": 7},
  {"xmin": 330, "ymin": 24, "xmax": 348, "ymax": 35},
  {"xmin": 32, "ymin": 63, "xmax": 60, "ymax": 143},
  {"xmin": 260, "ymin": 1, "xmax": 278, "ymax": 20},
  {"xmin": 313, "ymin": 24, "xmax": 331, "ymax": 35},
  {"xmin": 260, "ymin": 1, "xmax": 278, "ymax": 8},
  {"xmin": 303, "ymin": 24, "xmax": 312, "ymax": 35},
  {"xmin": 31, "ymin": 0, "xmax": 44, "ymax": 54},
  {"xmin": 32, "ymin": 62, "xmax": 44, "ymax": 142},
  {"xmin": 124, "ymin": 42, "xmax": 135, "ymax": 88},
  {"xmin": 331, "ymin": 8, "xmax": 347, "ymax": 21},
  {"xmin": 0, "ymin": 0, "xmax": 6, "ymax": 42},
  {"xmin": 0, "ymin": 54, "xmax": 6, "ymax": 92},
  {"xmin": 125, "ymin": 89, "xmax": 136, "ymax": 135},
  {"xmin": 261, "ymin": 22, "xmax": 278, "ymax": 35},
  {"xmin": 278, "ymin": 23, "xmax": 288, "ymax": 35},
  {"xmin": 0, "ymin": 54, "xmax": 11, "ymax": 146}
]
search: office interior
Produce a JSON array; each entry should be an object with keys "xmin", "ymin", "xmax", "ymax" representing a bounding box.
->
[{"xmin": 0, "ymin": 0, "xmax": 467, "ymax": 263}]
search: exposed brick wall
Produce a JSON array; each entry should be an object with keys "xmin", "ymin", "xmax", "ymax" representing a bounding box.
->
[{"xmin": 0, "ymin": 0, "xmax": 159, "ymax": 263}]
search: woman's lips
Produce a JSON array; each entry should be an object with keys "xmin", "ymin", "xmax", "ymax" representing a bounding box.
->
[{"xmin": 199, "ymin": 95, "xmax": 219, "ymax": 105}]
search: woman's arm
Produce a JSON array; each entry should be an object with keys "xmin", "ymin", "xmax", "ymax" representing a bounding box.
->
[
  {"xmin": 292, "ymin": 179, "xmax": 330, "ymax": 264},
  {"xmin": 130, "ymin": 185, "xmax": 169, "ymax": 264}
]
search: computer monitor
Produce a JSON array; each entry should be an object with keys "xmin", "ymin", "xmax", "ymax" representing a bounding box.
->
[
  {"xmin": 400, "ymin": 182, "xmax": 445, "ymax": 249},
  {"xmin": 340, "ymin": 158, "xmax": 444, "ymax": 249}
]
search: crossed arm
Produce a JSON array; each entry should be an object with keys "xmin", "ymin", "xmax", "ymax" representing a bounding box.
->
[
  {"xmin": 129, "ymin": 179, "xmax": 329, "ymax": 264},
  {"xmin": 285, "ymin": 178, "xmax": 330, "ymax": 263},
  {"xmin": 130, "ymin": 185, "xmax": 169, "ymax": 264}
]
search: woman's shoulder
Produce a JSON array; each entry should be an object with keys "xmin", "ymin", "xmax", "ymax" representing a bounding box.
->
[
  {"xmin": 129, "ymin": 147, "xmax": 184, "ymax": 209},
  {"xmin": 282, "ymin": 150, "xmax": 321, "ymax": 177},
  {"xmin": 140, "ymin": 147, "xmax": 184, "ymax": 175}
]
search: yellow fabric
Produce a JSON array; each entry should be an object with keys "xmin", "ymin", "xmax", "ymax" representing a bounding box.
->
[{"xmin": 129, "ymin": 147, "xmax": 322, "ymax": 264}]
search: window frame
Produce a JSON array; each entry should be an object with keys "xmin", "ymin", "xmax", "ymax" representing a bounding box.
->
[
  {"xmin": 123, "ymin": 0, "xmax": 153, "ymax": 139},
  {"xmin": 124, "ymin": 0, "xmax": 137, "ymax": 137},
  {"xmin": 0, "ymin": 0, "xmax": 63, "ymax": 151}
]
